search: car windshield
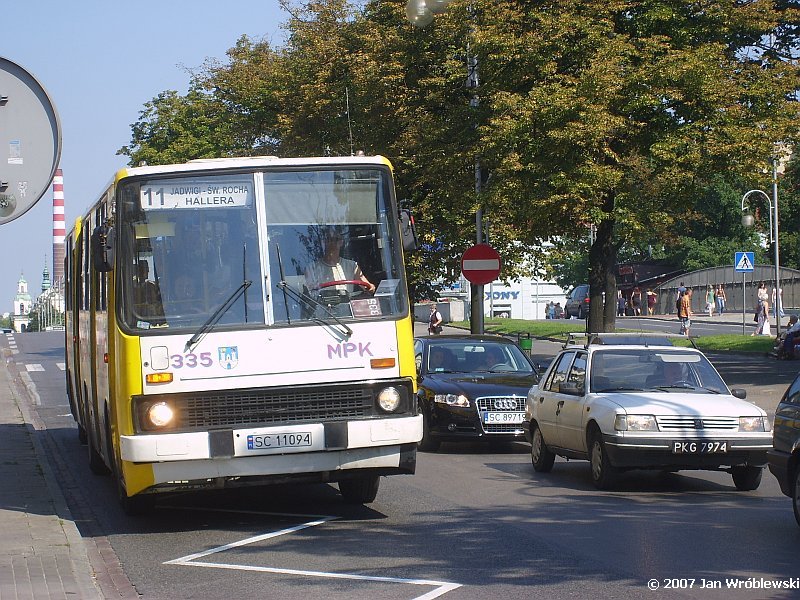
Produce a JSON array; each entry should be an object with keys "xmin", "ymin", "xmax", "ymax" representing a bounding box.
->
[
  {"xmin": 589, "ymin": 348, "xmax": 728, "ymax": 394},
  {"xmin": 427, "ymin": 341, "xmax": 534, "ymax": 374}
]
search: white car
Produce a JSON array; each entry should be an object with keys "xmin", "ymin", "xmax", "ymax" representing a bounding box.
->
[{"xmin": 523, "ymin": 335, "xmax": 772, "ymax": 490}]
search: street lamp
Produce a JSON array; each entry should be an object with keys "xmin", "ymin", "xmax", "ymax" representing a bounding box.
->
[{"xmin": 741, "ymin": 179, "xmax": 781, "ymax": 336}]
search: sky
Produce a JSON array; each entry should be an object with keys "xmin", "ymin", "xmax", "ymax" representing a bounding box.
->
[{"xmin": 0, "ymin": 0, "xmax": 288, "ymax": 314}]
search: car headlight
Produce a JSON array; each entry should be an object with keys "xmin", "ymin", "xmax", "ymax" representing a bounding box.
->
[
  {"xmin": 434, "ymin": 393, "xmax": 470, "ymax": 407},
  {"xmin": 147, "ymin": 402, "xmax": 175, "ymax": 428},
  {"xmin": 739, "ymin": 416, "xmax": 769, "ymax": 432},
  {"xmin": 614, "ymin": 414, "xmax": 658, "ymax": 431},
  {"xmin": 377, "ymin": 387, "xmax": 402, "ymax": 412}
]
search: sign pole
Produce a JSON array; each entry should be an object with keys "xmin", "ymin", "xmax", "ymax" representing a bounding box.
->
[{"xmin": 742, "ymin": 271, "xmax": 745, "ymax": 336}]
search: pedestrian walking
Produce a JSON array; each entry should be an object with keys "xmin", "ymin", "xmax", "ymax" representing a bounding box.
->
[
  {"xmin": 631, "ymin": 287, "xmax": 642, "ymax": 316},
  {"xmin": 646, "ymin": 289, "xmax": 657, "ymax": 315},
  {"xmin": 772, "ymin": 286, "xmax": 785, "ymax": 319},
  {"xmin": 756, "ymin": 281, "xmax": 768, "ymax": 308},
  {"xmin": 617, "ymin": 291, "xmax": 626, "ymax": 317},
  {"xmin": 678, "ymin": 288, "xmax": 693, "ymax": 336},
  {"xmin": 753, "ymin": 299, "xmax": 771, "ymax": 336},
  {"xmin": 715, "ymin": 284, "xmax": 727, "ymax": 315},
  {"xmin": 428, "ymin": 303, "xmax": 443, "ymax": 335},
  {"xmin": 705, "ymin": 285, "xmax": 715, "ymax": 318}
]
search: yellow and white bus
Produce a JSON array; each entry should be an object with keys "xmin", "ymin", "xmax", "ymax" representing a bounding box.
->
[{"xmin": 65, "ymin": 155, "xmax": 421, "ymax": 513}]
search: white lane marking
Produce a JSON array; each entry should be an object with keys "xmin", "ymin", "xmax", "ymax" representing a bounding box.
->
[
  {"xmin": 164, "ymin": 511, "xmax": 461, "ymax": 599},
  {"xmin": 25, "ymin": 364, "xmax": 45, "ymax": 372},
  {"xmin": 56, "ymin": 362, "xmax": 65, "ymax": 370}
]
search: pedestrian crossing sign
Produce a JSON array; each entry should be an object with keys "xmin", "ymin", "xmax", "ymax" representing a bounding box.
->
[{"xmin": 734, "ymin": 251, "xmax": 755, "ymax": 272}]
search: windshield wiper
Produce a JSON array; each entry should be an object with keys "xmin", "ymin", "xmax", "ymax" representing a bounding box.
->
[
  {"xmin": 277, "ymin": 280, "xmax": 352, "ymax": 339},
  {"xmin": 184, "ymin": 280, "xmax": 252, "ymax": 353},
  {"xmin": 595, "ymin": 387, "xmax": 646, "ymax": 392}
]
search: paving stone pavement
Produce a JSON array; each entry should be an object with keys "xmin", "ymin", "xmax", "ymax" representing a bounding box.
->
[{"xmin": 0, "ymin": 358, "xmax": 102, "ymax": 600}]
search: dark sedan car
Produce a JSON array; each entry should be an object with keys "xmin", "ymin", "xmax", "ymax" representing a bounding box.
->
[
  {"xmin": 414, "ymin": 334, "xmax": 539, "ymax": 451},
  {"xmin": 767, "ymin": 372, "xmax": 800, "ymax": 526}
]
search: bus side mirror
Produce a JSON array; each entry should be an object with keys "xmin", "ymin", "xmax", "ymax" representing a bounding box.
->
[
  {"xmin": 399, "ymin": 209, "xmax": 418, "ymax": 252},
  {"xmin": 91, "ymin": 223, "xmax": 115, "ymax": 272}
]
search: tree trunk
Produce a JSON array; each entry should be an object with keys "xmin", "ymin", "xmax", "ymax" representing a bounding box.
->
[{"xmin": 588, "ymin": 195, "xmax": 618, "ymax": 333}]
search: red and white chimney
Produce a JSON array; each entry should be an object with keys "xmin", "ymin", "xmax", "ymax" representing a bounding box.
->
[{"xmin": 52, "ymin": 168, "xmax": 65, "ymax": 291}]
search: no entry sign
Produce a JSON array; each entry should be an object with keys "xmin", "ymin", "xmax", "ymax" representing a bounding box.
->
[{"xmin": 461, "ymin": 243, "xmax": 501, "ymax": 285}]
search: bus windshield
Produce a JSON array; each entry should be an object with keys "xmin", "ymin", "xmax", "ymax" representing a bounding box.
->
[{"xmin": 117, "ymin": 167, "xmax": 407, "ymax": 332}]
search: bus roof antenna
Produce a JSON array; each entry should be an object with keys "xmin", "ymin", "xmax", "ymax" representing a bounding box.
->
[{"xmin": 346, "ymin": 87, "xmax": 354, "ymax": 157}]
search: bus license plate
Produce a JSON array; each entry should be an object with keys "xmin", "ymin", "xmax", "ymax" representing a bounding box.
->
[
  {"xmin": 671, "ymin": 441, "xmax": 728, "ymax": 454},
  {"xmin": 247, "ymin": 432, "xmax": 312, "ymax": 451},
  {"xmin": 483, "ymin": 412, "xmax": 525, "ymax": 424}
]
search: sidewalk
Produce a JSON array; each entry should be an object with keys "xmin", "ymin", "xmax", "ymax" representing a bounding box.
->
[{"xmin": 0, "ymin": 353, "xmax": 102, "ymax": 599}]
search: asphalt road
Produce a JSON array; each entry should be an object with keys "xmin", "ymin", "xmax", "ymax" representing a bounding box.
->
[{"xmin": 6, "ymin": 330, "xmax": 800, "ymax": 600}]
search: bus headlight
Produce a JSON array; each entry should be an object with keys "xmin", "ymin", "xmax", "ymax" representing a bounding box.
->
[
  {"xmin": 377, "ymin": 387, "xmax": 402, "ymax": 412},
  {"xmin": 147, "ymin": 402, "xmax": 175, "ymax": 428}
]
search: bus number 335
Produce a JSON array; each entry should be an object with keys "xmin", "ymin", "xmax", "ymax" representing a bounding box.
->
[{"xmin": 170, "ymin": 352, "xmax": 213, "ymax": 369}]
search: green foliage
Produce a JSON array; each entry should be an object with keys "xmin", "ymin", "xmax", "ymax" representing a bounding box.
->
[{"xmin": 119, "ymin": 0, "xmax": 800, "ymax": 306}]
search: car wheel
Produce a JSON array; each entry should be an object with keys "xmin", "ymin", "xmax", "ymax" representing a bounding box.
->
[
  {"xmin": 589, "ymin": 429, "xmax": 617, "ymax": 490},
  {"xmin": 418, "ymin": 400, "xmax": 441, "ymax": 452},
  {"xmin": 731, "ymin": 465, "xmax": 763, "ymax": 491},
  {"xmin": 530, "ymin": 423, "xmax": 555, "ymax": 472},
  {"xmin": 792, "ymin": 466, "xmax": 800, "ymax": 527},
  {"xmin": 339, "ymin": 474, "xmax": 380, "ymax": 504}
]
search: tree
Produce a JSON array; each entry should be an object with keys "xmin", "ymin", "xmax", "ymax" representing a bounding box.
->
[
  {"xmin": 119, "ymin": 0, "xmax": 800, "ymax": 331},
  {"xmin": 474, "ymin": 0, "xmax": 800, "ymax": 331}
]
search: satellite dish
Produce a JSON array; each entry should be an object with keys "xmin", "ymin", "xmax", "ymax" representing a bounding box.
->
[{"xmin": 0, "ymin": 56, "xmax": 62, "ymax": 225}]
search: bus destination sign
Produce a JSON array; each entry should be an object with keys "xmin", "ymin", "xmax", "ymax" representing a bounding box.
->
[{"xmin": 140, "ymin": 180, "xmax": 252, "ymax": 209}]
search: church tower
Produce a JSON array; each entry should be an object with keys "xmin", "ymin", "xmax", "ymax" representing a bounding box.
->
[{"xmin": 12, "ymin": 273, "xmax": 32, "ymax": 332}]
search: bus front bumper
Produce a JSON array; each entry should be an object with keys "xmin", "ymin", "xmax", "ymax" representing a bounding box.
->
[{"xmin": 120, "ymin": 415, "xmax": 422, "ymax": 487}]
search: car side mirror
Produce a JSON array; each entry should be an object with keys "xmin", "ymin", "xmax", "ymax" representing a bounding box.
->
[{"xmin": 731, "ymin": 388, "xmax": 747, "ymax": 400}]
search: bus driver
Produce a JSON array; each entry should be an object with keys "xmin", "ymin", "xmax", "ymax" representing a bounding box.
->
[{"xmin": 305, "ymin": 228, "xmax": 375, "ymax": 303}]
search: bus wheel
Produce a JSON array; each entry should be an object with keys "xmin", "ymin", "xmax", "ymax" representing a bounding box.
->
[
  {"xmin": 87, "ymin": 428, "xmax": 110, "ymax": 476},
  {"xmin": 77, "ymin": 423, "xmax": 88, "ymax": 445},
  {"xmin": 106, "ymin": 417, "xmax": 152, "ymax": 516},
  {"xmin": 339, "ymin": 474, "xmax": 380, "ymax": 504}
]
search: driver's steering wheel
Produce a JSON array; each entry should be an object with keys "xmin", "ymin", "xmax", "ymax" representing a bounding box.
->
[
  {"xmin": 318, "ymin": 279, "xmax": 372, "ymax": 290},
  {"xmin": 317, "ymin": 279, "xmax": 373, "ymax": 305}
]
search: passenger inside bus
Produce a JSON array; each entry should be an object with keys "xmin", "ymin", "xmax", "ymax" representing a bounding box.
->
[
  {"xmin": 165, "ymin": 274, "xmax": 204, "ymax": 316},
  {"xmin": 133, "ymin": 260, "xmax": 163, "ymax": 320}
]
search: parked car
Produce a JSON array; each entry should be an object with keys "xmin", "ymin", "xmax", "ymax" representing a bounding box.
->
[
  {"xmin": 414, "ymin": 334, "xmax": 540, "ymax": 451},
  {"xmin": 767, "ymin": 373, "xmax": 800, "ymax": 526},
  {"xmin": 524, "ymin": 334, "xmax": 771, "ymax": 490},
  {"xmin": 564, "ymin": 284, "xmax": 590, "ymax": 319}
]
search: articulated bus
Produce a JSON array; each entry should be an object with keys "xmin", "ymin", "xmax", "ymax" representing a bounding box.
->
[{"xmin": 65, "ymin": 155, "xmax": 421, "ymax": 513}]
